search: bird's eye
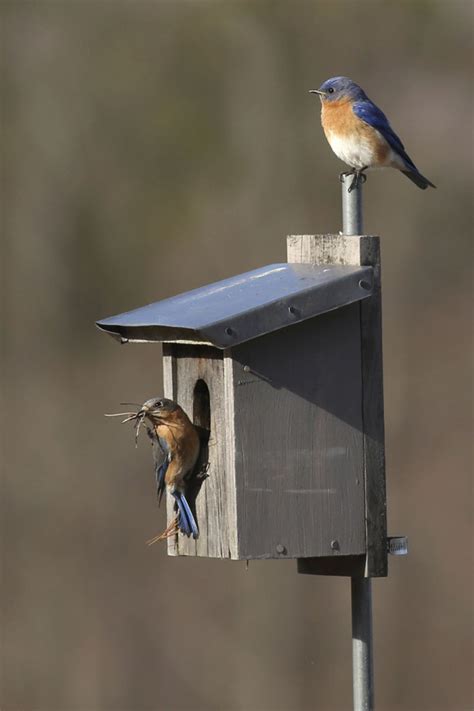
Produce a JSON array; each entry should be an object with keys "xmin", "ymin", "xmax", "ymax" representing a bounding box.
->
[
  {"xmin": 156, "ymin": 400, "xmax": 163, "ymax": 408},
  {"xmin": 327, "ymin": 87, "xmax": 335, "ymax": 94}
]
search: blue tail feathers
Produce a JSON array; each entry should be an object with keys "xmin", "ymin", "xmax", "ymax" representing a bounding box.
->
[
  {"xmin": 172, "ymin": 491, "xmax": 199, "ymax": 539},
  {"xmin": 401, "ymin": 169, "xmax": 436, "ymax": 190}
]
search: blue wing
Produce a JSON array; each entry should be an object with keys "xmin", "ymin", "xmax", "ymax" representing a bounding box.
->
[
  {"xmin": 148, "ymin": 430, "xmax": 169, "ymax": 505},
  {"xmin": 353, "ymin": 100, "xmax": 417, "ymax": 172},
  {"xmin": 155, "ymin": 460, "xmax": 168, "ymax": 505}
]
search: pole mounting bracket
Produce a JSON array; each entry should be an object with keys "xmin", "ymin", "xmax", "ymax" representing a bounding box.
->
[{"xmin": 387, "ymin": 536, "xmax": 408, "ymax": 556}]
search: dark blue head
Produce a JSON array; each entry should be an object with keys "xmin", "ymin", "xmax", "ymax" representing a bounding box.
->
[{"xmin": 309, "ymin": 77, "xmax": 367, "ymax": 103}]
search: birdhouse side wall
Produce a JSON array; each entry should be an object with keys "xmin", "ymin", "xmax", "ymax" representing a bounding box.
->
[
  {"xmin": 230, "ymin": 305, "xmax": 366, "ymax": 560},
  {"xmin": 162, "ymin": 343, "xmax": 239, "ymax": 558},
  {"xmin": 288, "ymin": 234, "xmax": 387, "ymax": 577}
]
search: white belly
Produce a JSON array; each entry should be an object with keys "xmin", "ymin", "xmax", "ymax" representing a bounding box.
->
[{"xmin": 326, "ymin": 131, "xmax": 378, "ymax": 169}]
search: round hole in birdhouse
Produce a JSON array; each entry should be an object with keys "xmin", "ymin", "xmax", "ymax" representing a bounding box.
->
[{"xmin": 193, "ymin": 379, "xmax": 211, "ymax": 431}]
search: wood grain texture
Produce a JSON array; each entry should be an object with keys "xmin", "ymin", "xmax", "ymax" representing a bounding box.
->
[
  {"xmin": 163, "ymin": 344, "xmax": 238, "ymax": 558},
  {"xmin": 288, "ymin": 234, "xmax": 387, "ymax": 577},
  {"xmin": 231, "ymin": 309, "xmax": 366, "ymax": 559},
  {"xmin": 162, "ymin": 344, "xmax": 178, "ymax": 557}
]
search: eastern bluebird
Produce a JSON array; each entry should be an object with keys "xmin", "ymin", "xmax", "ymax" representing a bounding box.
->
[
  {"xmin": 310, "ymin": 76, "xmax": 435, "ymax": 192},
  {"xmin": 108, "ymin": 397, "xmax": 202, "ymax": 542},
  {"xmin": 139, "ymin": 397, "xmax": 201, "ymax": 541}
]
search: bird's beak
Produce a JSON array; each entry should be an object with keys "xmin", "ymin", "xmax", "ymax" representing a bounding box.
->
[{"xmin": 309, "ymin": 89, "xmax": 325, "ymax": 96}]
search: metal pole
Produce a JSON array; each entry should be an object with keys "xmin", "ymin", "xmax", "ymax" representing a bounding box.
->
[
  {"xmin": 341, "ymin": 173, "xmax": 364, "ymax": 235},
  {"xmin": 341, "ymin": 173, "xmax": 374, "ymax": 710},
  {"xmin": 351, "ymin": 577, "xmax": 374, "ymax": 710}
]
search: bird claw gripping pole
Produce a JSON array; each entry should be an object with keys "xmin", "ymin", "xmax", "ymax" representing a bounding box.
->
[{"xmin": 340, "ymin": 169, "xmax": 368, "ymax": 193}]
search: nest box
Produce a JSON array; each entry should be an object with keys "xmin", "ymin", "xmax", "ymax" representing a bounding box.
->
[{"xmin": 98, "ymin": 235, "xmax": 387, "ymax": 577}]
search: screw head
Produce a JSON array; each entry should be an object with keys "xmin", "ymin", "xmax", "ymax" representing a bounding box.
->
[
  {"xmin": 276, "ymin": 544, "xmax": 286, "ymax": 555},
  {"xmin": 359, "ymin": 280, "xmax": 371, "ymax": 291},
  {"xmin": 243, "ymin": 365, "xmax": 250, "ymax": 373},
  {"xmin": 225, "ymin": 327, "xmax": 233, "ymax": 336},
  {"xmin": 330, "ymin": 540, "xmax": 340, "ymax": 551}
]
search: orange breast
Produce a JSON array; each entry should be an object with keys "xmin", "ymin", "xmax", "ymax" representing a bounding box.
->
[
  {"xmin": 321, "ymin": 99, "xmax": 390, "ymax": 165},
  {"xmin": 157, "ymin": 414, "xmax": 200, "ymax": 487},
  {"xmin": 321, "ymin": 99, "xmax": 360, "ymax": 137}
]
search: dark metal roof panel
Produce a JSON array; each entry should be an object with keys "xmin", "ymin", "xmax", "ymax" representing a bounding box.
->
[{"xmin": 97, "ymin": 263, "xmax": 373, "ymax": 348}]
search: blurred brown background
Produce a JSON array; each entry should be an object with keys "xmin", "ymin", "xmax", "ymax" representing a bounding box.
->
[{"xmin": 2, "ymin": 1, "xmax": 472, "ymax": 710}]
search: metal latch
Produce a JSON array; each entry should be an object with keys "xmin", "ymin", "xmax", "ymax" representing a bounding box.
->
[{"xmin": 387, "ymin": 536, "xmax": 408, "ymax": 555}]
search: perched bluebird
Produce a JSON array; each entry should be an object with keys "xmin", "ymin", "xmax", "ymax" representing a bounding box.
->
[
  {"xmin": 310, "ymin": 76, "xmax": 435, "ymax": 192},
  {"xmin": 138, "ymin": 397, "xmax": 201, "ymax": 540}
]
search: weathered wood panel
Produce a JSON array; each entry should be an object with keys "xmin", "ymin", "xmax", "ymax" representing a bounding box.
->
[
  {"xmin": 162, "ymin": 343, "xmax": 178, "ymax": 556},
  {"xmin": 163, "ymin": 344, "xmax": 238, "ymax": 558},
  {"xmin": 231, "ymin": 308, "xmax": 366, "ymax": 559},
  {"xmin": 288, "ymin": 234, "xmax": 387, "ymax": 577}
]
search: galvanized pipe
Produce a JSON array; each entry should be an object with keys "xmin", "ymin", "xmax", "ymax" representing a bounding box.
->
[
  {"xmin": 341, "ymin": 173, "xmax": 364, "ymax": 235},
  {"xmin": 351, "ymin": 577, "xmax": 374, "ymax": 710},
  {"xmin": 341, "ymin": 173, "xmax": 374, "ymax": 710}
]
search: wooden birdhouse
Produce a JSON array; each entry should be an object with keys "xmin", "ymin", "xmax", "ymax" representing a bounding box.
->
[{"xmin": 97, "ymin": 235, "xmax": 387, "ymax": 578}]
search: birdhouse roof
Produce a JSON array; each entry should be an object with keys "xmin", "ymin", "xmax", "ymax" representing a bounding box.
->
[{"xmin": 97, "ymin": 263, "xmax": 373, "ymax": 349}]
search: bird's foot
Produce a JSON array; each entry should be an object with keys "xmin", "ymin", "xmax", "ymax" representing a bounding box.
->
[
  {"xmin": 146, "ymin": 516, "xmax": 179, "ymax": 546},
  {"xmin": 348, "ymin": 171, "xmax": 367, "ymax": 193},
  {"xmin": 339, "ymin": 168, "xmax": 367, "ymax": 193},
  {"xmin": 339, "ymin": 169, "xmax": 355, "ymax": 182},
  {"xmin": 197, "ymin": 462, "xmax": 210, "ymax": 480}
]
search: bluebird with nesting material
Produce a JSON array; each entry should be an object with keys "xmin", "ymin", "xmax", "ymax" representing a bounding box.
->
[
  {"xmin": 310, "ymin": 76, "xmax": 435, "ymax": 192},
  {"xmin": 139, "ymin": 397, "xmax": 201, "ymax": 541},
  {"xmin": 108, "ymin": 397, "xmax": 201, "ymax": 542}
]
